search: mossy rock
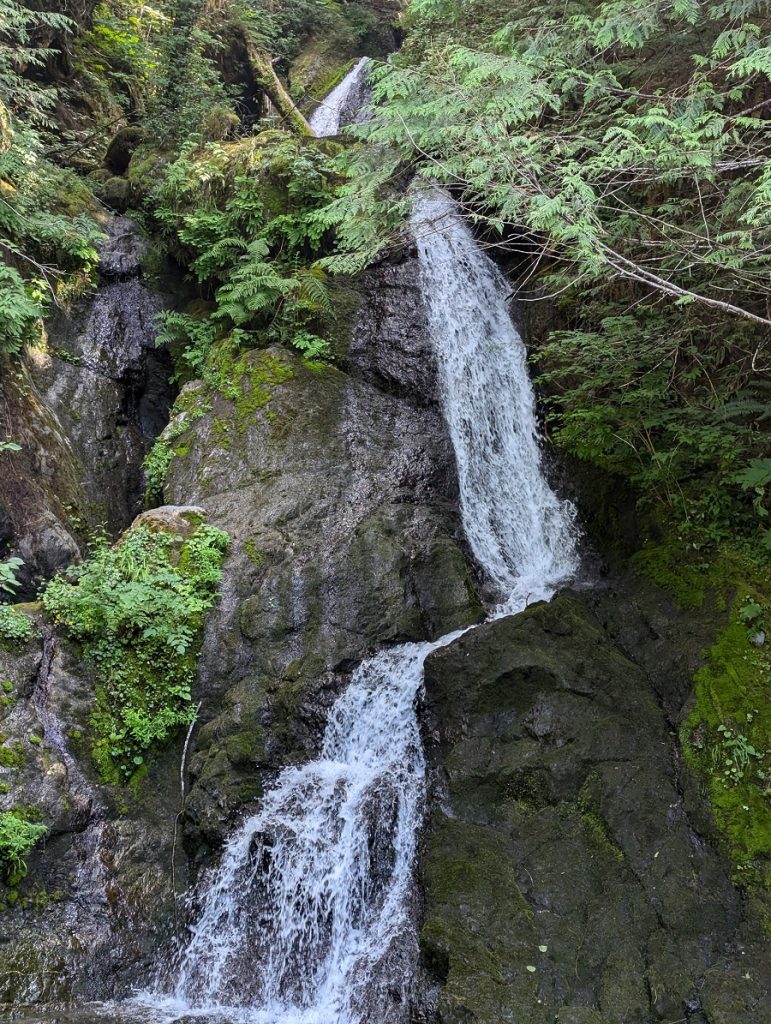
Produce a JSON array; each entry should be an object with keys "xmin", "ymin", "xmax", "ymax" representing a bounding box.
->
[
  {"xmin": 98, "ymin": 175, "xmax": 131, "ymax": 212},
  {"xmin": 104, "ymin": 126, "xmax": 144, "ymax": 175},
  {"xmin": 420, "ymin": 593, "xmax": 765, "ymax": 1021}
]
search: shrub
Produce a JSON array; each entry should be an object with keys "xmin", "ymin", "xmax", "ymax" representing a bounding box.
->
[
  {"xmin": 0, "ymin": 810, "xmax": 47, "ymax": 884},
  {"xmin": 42, "ymin": 522, "xmax": 229, "ymax": 782},
  {"xmin": 0, "ymin": 606, "xmax": 35, "ymax": 649}
]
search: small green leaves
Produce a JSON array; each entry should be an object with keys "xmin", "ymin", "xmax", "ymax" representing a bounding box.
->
[{"xmin": 43, "ymin": 523, "xmax": 229, "ymax": 783}]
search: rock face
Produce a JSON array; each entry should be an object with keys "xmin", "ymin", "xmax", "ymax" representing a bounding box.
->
[
  {"xmin": 0, "ymin": 624, "xmax": 181, "ymax": 1004},
  {"xmin": 419, "ymin": 593, "xmax": 768, "ymax": 1024},
  {"xmin": 0, "ymin": 363, "xmax": 87, "ymax": 599},
  {"xmin": 0, "ymin": 250, "xmax": 483, "ymax": 1005},
  {"xmin": 39, "ymin": 218, "xmax": 175, "ymax": 536},
  {"xmin": 1, "ymin": 240, "xmax": 766, "ymax": 1019},
  {"xmin": 0, "ymin": 218, "xmax": 175, "ymax": 599},
  {"xmin": 160, "ymin": 251, "xmax": 483, "ymax": 857}
]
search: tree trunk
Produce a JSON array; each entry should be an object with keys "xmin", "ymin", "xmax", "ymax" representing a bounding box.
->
[{"xmin": 246, "ymin": 46, "xmax": 313, "ymax": 137}]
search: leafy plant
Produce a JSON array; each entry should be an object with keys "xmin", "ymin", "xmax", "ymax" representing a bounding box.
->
[
  {"xmin": 150, "ymin": 133, "xmax": 337, "ymax": 368},
  {"xmin": 0, "ymin": 605, "xmax": 35, "ymax": 648},
  {"xmin": 711, "ymin": 724, "xmax": 765, "ymax": 786},
  {"xmin": 43, "ymin": 522, "xmax": 229, "ymax": 782},
  {"xmin": 0, "ymin": 810, "xmax": 46, "ymax": 885},
  {"xmin": 0, "ymin": 557, "xmax": 23, "ymax": 594},
  {"xmin": 325, "ymin": 0, "xmax": 771, "ymax": 545}
]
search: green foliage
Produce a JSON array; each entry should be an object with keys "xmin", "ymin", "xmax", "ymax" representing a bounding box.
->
[
  {"xmin": 0, "ymin": 606, "xmax": 35, "ymax": 648},
  {"xmin": 0, "ymin": 810, "xmax": 46, "ymax": 885},
  {"xmin": 0, "ymin": 3, "xmax": 105, "ymax": 356},
  {"xmin": 711, "ymin": 723, "xmax": 764, "ymax": 786},
  {"xmin": 142, "ymin": 442, "xmax": 176, "ymax": 504},
  {"xmin": 42, "ymin": 522, "xmax": 229, "ymax": 782},
  {"xmin": 150, "ymin": 132, "xmax": 337, "ymax": 364},
  {"xmin": 75, "ymin": 0, "xmax": 163, "ymax": 113},
  {"xmin": 0, "ymin": 556, "xmax": 23, "ymax": 594},
  {"xmin": 0, "ymin": 0, "xmax": 74, "ymax": 127},
  {"xmin": 327, "ymin": 0, "xmax": 771, "ymax": 545},
  {"xmin": 0, "ymin": 266, "xmax": 44, "ymax": 355}
]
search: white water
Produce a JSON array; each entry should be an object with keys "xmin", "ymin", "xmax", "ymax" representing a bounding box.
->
[
  {"xmin": 131, "ymin": 189, "xmax": 579, "ymax": 1024},
  {"xmin": 412, "ymin": 190, "xmax": 579, "ymax": 610},
  {"xmin": 309, "ymin": 57, "xmax": 370, "ymax": 137}
]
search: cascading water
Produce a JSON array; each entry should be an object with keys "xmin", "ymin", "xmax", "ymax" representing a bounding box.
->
[
  {"xmin": 309, "ymin": 58, "xmax": 370, "ymax": 136},
  {"xmin": 412, "ymin": 190, "xmax": 579, "ymax": 610},
  {"xmin": 134, "ymin": 189, "xmax": 578, "ymax": 1023}
]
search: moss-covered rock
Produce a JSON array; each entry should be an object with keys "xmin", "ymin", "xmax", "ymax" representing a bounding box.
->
[{"xmin": 419, "ymin": 594, "xmax": 768, "ymax": 1023}]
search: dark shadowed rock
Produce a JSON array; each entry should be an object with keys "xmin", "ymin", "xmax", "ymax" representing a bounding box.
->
[{"xmin": 418, "ymin": 593, "xmax": 768, "ymax": 1024}]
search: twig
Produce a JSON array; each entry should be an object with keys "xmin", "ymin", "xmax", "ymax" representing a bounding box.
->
[{"xmin": 171, "ymin": 701, "xmax": 202, "ymax": 937}]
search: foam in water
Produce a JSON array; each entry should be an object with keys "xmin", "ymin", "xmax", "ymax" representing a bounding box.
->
[
  {"xmin": 309, "ymin": 57, "xmax": 370, "ymax": 137},
  {"xmin": 412, "ymin": 190, "xmax": 579, "ymax": 610},
  {"xmin": 128, "ymin": 188, "xmax": 579, "ymax": 1024}
]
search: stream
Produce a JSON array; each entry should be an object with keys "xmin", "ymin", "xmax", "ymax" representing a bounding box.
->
[{"xmin": 118, "ymin": 64, "xmax": 580, "ymax": 1024}]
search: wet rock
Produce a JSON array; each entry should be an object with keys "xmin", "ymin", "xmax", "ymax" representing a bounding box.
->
[
  {"xmin": 38, "ymin": 216, "xmax": 175, "ymax": 536},
  {"xmin": 0, "ymin": 362, "xmax": 88, "ymax": 598},
  {"xmin": 419, "ymin": 594, "xmax": 768, "ymax": 1023},
  {"xmin": 99, "ymin": 175, "xmax": 131, "ymax": 212},
  {"xmin": 0, "ymin": 218, "xmax": 176, "ymax": 594},
  {"xmin": 348, "ymin": 252, "xmax": 440, "ymax": 405},
  {"xmin": 0, "ymin": 241, "xmax": 483, "ymax": 1006},
  {"xmin": 162, "ymin": 335, "xmax": 480, "ymax": 849},
  {"xmin": 104, "ymin": 126, "xmax": 144, "ymax": 175}
]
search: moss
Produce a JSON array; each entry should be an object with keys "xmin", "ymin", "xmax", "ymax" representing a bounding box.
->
[
  {"xmin": 232, "ymin": 352, "xmax": 295, "ymax": 432},
  {"xmin": 143, "ymin": 391, "xmax": 210, "ymax": 502},
  {"xmin": 0, "ymin": 742, "xmax": 25, "ymax": 769},
  {"xmin": 681, "ymin": 607, "xmax": 770, "ymax": 899},
  {"xmin": 210, "ymin": 416, "xmax": 232, "ymax": 450},
  {"xmin": 576, "ymin": 782, "xmax": 625, "ymax": 862},
  {"xmin": 634, "ymin": 541, "xmax": 770, "ymax": 903},
  {"xmin": 244, "ymin": 539, "xmax": 264, "ymax": 566},
  {"xmin": 631, "ymin": 539, "xmax": 730, "ymax": 609},
  {"xmin": 633, "ymin": 542, "xmax": 768, "ymax": 899}
]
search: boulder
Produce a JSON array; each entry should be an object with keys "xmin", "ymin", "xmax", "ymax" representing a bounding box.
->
[{"xmin": 419, "ymin": 594, "xmax": 769, "ymax": 1023}]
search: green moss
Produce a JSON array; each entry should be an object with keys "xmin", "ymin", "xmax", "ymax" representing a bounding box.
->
[
  {"xmin": 211, "ymin": 416, "xmax": 232, "ymax": 450},
  {"xmin": 681, "ymin": 606, "xmax": 770, "ymax": 898},
  {"xmin": 631, "ymin": 540, "xmax": 727, "ymax": 609},
  {"xmin": 244, "ymin": 539, "xmax": 264, "ymax": 566},
  {"xmin": 635, "ymin": 540, "xmax": 770, "ymax": 901},
  {"xmin": 576, "ymin": 785, "xmax": 625, "ymax": 862},
  {"xmin": 143, "ymin": 393, "xmax": 211, "ymax": 503},
  {"xmin": 0, "ymin": 742, "xmax": 25, "ymax": 769},
  {"xmin": 232, "ymin": 353, "xmax": 295, "ymax": 432}
]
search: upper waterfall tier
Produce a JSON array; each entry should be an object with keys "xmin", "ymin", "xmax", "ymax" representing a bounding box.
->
[{"xmin": 309, "ymin": 58, "xmax": 371, "ymax": 137}]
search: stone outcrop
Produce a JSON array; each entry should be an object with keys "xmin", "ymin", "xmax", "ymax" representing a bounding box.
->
[
  {"xmin": 418, "ymin": 593, "xmax": 768, "ymax": 1024},
  {"xmin": 0, "ymin": 249, "xmax": 483, "ymax": 1006},
  {"xmin": 0, "ymin": 218, "xmax": 175, "ymax": 599}
]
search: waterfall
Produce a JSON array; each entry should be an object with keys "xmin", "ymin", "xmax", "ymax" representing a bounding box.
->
[
  {"xmin": 412, "ymin": 190, "xmax": 579, "ymax": 610},
  {"xmin": 132, "ymin": 189, "xmax": 578, "ymax": 1023},
  {"xmin": 309, "ymin": 58, "xmax": 370, "ymax": 137}
]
